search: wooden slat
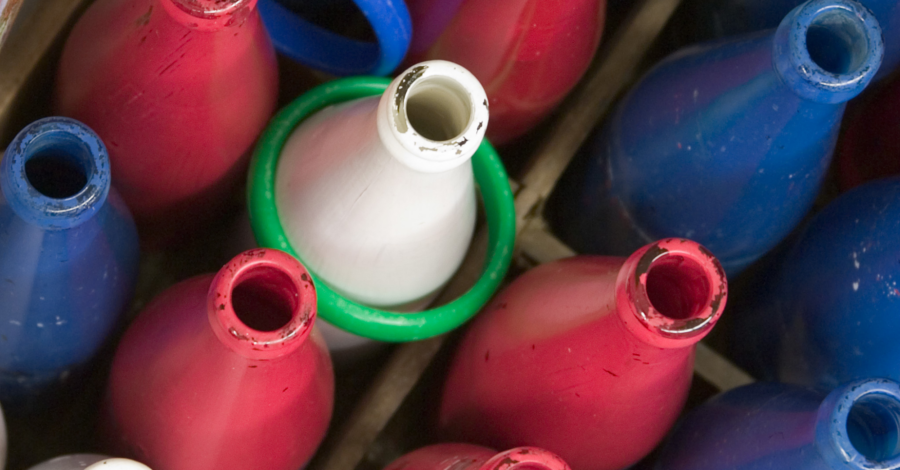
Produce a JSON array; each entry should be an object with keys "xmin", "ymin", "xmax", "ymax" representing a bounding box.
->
[
  {"xmin": 0, "ymin": 0, "xmax": 87, "ymax": 137},
  {"xmin": 312, "ymin": 227, "xmax": 491, "ymax": 470},
  {"xmin": 0, "ymin": 0, "xmax": 23, "ymax": 53}
]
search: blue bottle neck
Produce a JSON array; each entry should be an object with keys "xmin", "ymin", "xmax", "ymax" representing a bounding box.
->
[
  {"xmin": 773, "ymin": 0, "xmax": 883, "ymax": 104},
  {"xmin": 816, "ymin": 379, "xmax": 900, "ymax": 469},
  {"xmin": 0, "ymin": 117, "xmax": 110, "ymax": 230}
]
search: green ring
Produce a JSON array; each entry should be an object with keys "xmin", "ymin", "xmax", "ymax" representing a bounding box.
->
[{"xmin": 247, "ymin": 76, "xmax": 516, "ymax": 342}]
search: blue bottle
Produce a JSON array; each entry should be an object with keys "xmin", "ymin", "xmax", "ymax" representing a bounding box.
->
[
  {"xmin": 733, "ymin": 177, "xmax": 900, "ymax": 387},
  {"xmin": 0, "ymin": 117, "xmax": 139, "ymax": 409},
  {"xmin": 552, "ymin": 0, "xmax": 883, "ymax": 277},
  {"xmin": 687, "ymin": 0, "xmax": 900, "ymax": 80},
  {"xmin": 657, "ymin": 379, "xmax": 900, "ymax": 470}
]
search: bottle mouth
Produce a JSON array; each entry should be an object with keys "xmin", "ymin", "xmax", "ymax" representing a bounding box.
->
[
  {"xmin": 621, "ymin": 239, "xmax": 727, "ymax": 343},
  {"xmin": 820, "ymin": 379, "xmax": 900, "ymax": 469},
  {"xmin": 479, "ymin": 447, "xmax": 571, "ymax": 470},
  {"xmin": 378, "ymin": 60, "xmax": 490, "ymax": 173},
  {"xmin": 208, "ymin": 249, "xmax": 316, "ymax": 359},
  {"xmin": 171, "ymin": 0, "xmax": 250, "ymax": 18},
  {"xmin": 1, "ymin": 117, "xmax": 109, "ymax": 230},
  {"xmin": 774, "ymin": 0, "xmax": 883, "ymax": 104}
]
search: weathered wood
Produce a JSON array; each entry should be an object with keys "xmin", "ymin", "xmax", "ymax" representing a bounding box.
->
[
  {"xmin": 312, "ymin": 226, "xmax": 491, "ymax": 470},
  {"xmin": 0, "ymin": 0, "xmax": 23, "ymax": 53},
  {"xmin": 314, "ymin": 335, "xmax": 446, "ymax": 470},
  {"xmin": 0, "ymin": 0, "xmax": 87, "ymax": 138}
]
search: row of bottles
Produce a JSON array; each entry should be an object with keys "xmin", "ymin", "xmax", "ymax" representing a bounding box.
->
[{"xmin": 3, "ymin": 0, "xmax": 900, "ymax": 468}]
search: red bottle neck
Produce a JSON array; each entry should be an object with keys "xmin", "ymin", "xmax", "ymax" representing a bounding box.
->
[
  {"xmin": 207, "ymin": 249, "xmax": 316, "ymax": 360},
  {"xmin": 478, "ymin": 447, "xmax": 571, "ymax": 470},
  {"xmin": 614, "ymin": 239, "xmax": 727, "ymax": 349},
  {"xmin": 162, "ymin": 0, "xmax": 257, "ymax": 31}
]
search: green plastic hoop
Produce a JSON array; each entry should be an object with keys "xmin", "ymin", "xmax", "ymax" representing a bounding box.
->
[{"xmin": 247, "ymin": 76, "xmax": 516, "ymax": 342}]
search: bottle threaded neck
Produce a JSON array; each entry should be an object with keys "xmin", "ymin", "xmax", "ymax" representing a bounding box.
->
[{"xmin": 1, "ymin": 117, "xmax": 109, "ymax": 230}]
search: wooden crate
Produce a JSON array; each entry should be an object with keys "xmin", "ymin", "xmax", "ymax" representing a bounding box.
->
[{"xmin": 0, "ymin": 1, "xmax": 756, "ymax": 469}]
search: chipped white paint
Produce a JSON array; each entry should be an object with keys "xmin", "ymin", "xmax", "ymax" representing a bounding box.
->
[
  {"xmin": 25, "ymin": 454, "xmax": 151, "ymax": 470},
  {"xmin": 853, "ymin": 280, "xmax": 860, "ymax": 291},
  {"xmin": 275, "ymin": 61, "xmax": 488, "ymax": 353}
]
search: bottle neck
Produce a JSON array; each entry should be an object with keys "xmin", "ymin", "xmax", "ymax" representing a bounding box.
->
[
  {"xmin": 161, "ymin": 0, "xmax": 257, "ymax": 31},
  {"xmin": 478, "ymin": 447, "xmax": 571, "ymax": 470},
  {"xmin": 377, "ymin": 60, "xmax": 489, "ymax": 173},
  {"xmin": 207, "ymin": 249, "xmax": 315, "ymax": 360},
  {"xmin": 0, "ymin": 117, "xmax": 109, "ymax": 231},
  {"xmin": 815, "ymin": 379, "xmax": 900, "ymax": 469},
  {"xmin": 614, "ymin": 239, "xmax": 727, "ymax": 349},
  {"xmin": 773, "ymin": 0, "xmax": 882, "ymax": 104}
]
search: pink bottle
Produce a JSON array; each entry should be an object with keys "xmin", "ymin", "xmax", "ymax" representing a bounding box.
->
[
  {"xmin": 409, "ymin": 0, "xmax": 605, "ymax": 145},
  {"xmin": 56, "ymin": 0, "xmax": 278, "ymax": 247},
  {"xmin": 384, "ymin": 444, "xmax": 570, "ymax": 470},
  {"xmin": 438, "ymin": 239, "xmax": 728, "ymax": 470},
  {"xmin": 104, "ymin": 249, "xmax": 333, "ymax": 470}
]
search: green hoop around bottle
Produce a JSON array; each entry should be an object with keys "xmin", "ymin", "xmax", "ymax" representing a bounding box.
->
[{"xmin": 247, "ymin": 76, "xmax": 516, "ymax": 342}]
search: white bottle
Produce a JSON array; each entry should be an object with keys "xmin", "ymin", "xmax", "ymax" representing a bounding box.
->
[
  {"xmin": 26, "ymin": 455, "xmax": 150, "ymax": 470},
  {"xmin": 275, "ymin": 60, "xmax": 489, "ymax": 355}
]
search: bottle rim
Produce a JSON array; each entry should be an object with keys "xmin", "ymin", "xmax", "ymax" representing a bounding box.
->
[{"xmin": 0, "ymin": 117, "xmax": 109, "ymax": 230}]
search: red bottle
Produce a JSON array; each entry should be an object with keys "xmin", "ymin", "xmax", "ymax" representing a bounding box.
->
[
  {"xmin": 409, "ymin": 0, "xmax": 605, "ymax": 145},
  {"xmin": 384, "ymin": 444, "xmax": 570, "ymax": 470},
  {"xmin": 837, "ymin": 75, "xmax": 900, "ymax": 191},
  {"xmin": 56, "ymin": 0, "xmax": 278, "ymax": 247},
  {"xmin": 438, "ymin": 239, "xmax": 727, "ymax": 470},
  {"xmin": 104, "ymin": 249, "xmax": 334, "ymax": 470}
]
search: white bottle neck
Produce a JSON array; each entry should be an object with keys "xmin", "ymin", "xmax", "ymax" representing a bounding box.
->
[{"xmin": 376, "ymin": 60, "xmax": 489, "ymax": 173}]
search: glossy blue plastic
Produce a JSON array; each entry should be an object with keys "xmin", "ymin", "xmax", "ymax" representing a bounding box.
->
[
  {"xmin": 258, "ymin": 0, "xmax": 412, "ymax": 76},
  {"xmin": 0, "ymin": 117, "xmax": 139, "ymax": 409},
  {"xmin": 657, "ymin": 379, "xmax": 900, "ymax": 470},
  {"xmin": 555, "ymin": 0, "xmax": 882, "ymax": 276},
  {"xmin": 734, "ymin": 177, "xmax": 900, "ymax": 387},
  {"xmin": 690, "ymin": 0, "xmax": 900, "ymax": 79}
]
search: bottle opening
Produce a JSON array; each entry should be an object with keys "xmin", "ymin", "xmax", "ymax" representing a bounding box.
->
[
  {"xmin": 406, "ymin": 76, "xmax": 472, "ymax": 142},
  {"xmin": 645, "ymin": 255, "xmax": 711, "ymax": 321},
  {"xmin": 847, "ymin": 393, "xmax": 900, "ymax": 462},
  {"xmin": 806, "ymin": 10, "xmax": 868, "ymax": 74},
  {"xmin": 25, "ymin": 144, "xmax": 90, "ymax": 199},
  {"xmin": 232, "ymin": 266, "xmax": 298, "ymax": 332}
]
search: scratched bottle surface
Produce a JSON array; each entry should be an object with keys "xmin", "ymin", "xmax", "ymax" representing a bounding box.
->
[
  {"xmin": 730, "ymin": 176, "xmax": 900, "ymax": 387},
  {"xmin": 550, "ymin": 0, "xmax": 883, "ymax": 277},
  {"xmin": 406, "ymin": 0, "xmax": 605, "ymax": 145},
  {"xmin": 103, "ymin": 249, "xmax": 333, "ymax": 470},
  {"xmin": 438, "ymin": 239, "xmax": 728, "ymax": 470},
  {"xmin": 56, "ymin": 0, "xmax": 278, "ymax": 248},
  {"xmin": 0, "ymin": 117, "xmax": 139, "ymax": 412},
  {"xmin": 657, "ymin": 379, "xmax": 900, "ymax": 470},
  {"xmin": 384, "ymin": 444, "xmax": 571, "ymax": 470}
]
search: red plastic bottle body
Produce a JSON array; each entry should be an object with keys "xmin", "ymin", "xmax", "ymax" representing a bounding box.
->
[
  {"xmin": 838, "ymin": 75, "xmax": 900, "ymax": 191},
  {"xmin": 384, "ymin": 444, "xmax": 570, "ymax": 470},
  {"xmin": 56, "ymin": 0, "xmax": 278, "ymax": 247},
  {"xmin": 439, "ymin": 239, "xmax": 727, "ymax": 470},
  {"xmin": 410, "ymin": 0, "xmax": 605, "ymax": 145},
  {"xmin": 104, "ymin": 249, "xmax": 334, "ymax": 470}
]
